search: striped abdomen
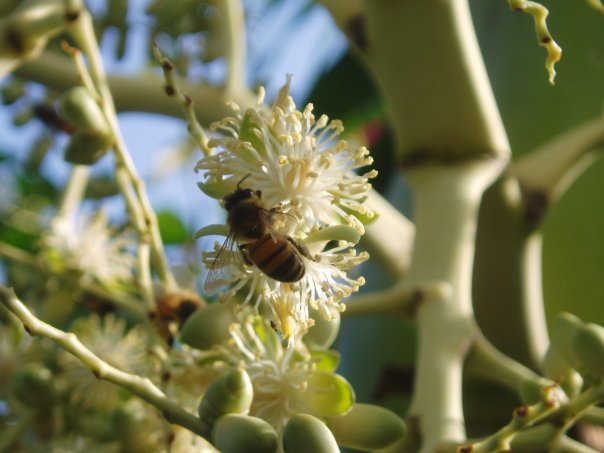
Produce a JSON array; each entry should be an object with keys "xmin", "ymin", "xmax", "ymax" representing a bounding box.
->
[{"xmin": 244, "ymin": 234, "xmax": 305, "ymax": 282}]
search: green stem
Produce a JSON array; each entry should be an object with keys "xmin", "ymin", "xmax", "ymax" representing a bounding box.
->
[
  {"xmin": 219, "ymin": 0, "xmax": 247, "ymax": 95},
  {"xmin": 344, "ymin": 281, "xmax": 450, "ymax": 319},
  {"xmin": 362, "ymin": 189, "xmax": 414, "ymax": 278},
  {"xmin": 405, "ymin": 161, "xmax": 503, "ymax": 451},
  {"xmin": 56, "ymin": 165, "xmax": 90, "ymax": 220},
  {"xmin": 15, "ymin": 51, "xmax": 258, "ymax": 123},
  {"xmin": 465, "ymin": 335, "xmax": 543, "ymax": 394},
  {"xmin": 65, "ymin": 8, "xmax": 177, "ymax": 292}
]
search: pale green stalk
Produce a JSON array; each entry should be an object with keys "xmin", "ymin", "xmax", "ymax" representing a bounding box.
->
[
  {"xmin": 65, "ymin": 4, "xmax": 177, "ymax": 293},
  {"xmin": 324, "ymin": 0, "xmax": 510, "ymax": 450},
  {"xmin": 15, "ymin": 51, "xmax": 258, "ymax": 121},
  {"xmin": 219, "ymin": 0, "xmax": 247, "ymax": 96},
  {"xmin": 363, "ymin": 189, "xmax": 414, "ymax": 278}
]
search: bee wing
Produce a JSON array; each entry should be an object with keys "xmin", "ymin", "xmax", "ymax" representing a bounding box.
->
[{"xmin": 204, "ymin": 233, "xmax": 244, "ymax": 295}]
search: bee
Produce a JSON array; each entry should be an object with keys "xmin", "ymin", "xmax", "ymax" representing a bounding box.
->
[
  {"xmin": 205, "ymin": 176, "xmax": 310, "ymax": 293},
  {"xmin": 152, "ymin": 290, "xmax": 205, "ymax": 343}
]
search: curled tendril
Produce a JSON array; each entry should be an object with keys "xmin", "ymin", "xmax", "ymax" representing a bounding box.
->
[{"xmin": 508, "ymin": 0, "xmax": 562, "ymax": 85}]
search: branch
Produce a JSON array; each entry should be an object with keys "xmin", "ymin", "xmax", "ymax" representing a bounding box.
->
[
  {"xmin": 362, "ymin": 188, "xmax": 414, "ymax": 278},
  {"xmin": 513, "ymin": 115, "xmax": 604, "ymax": 206},
  {"xmin": 15, "ymin": 51, "xmax": 258, "ymax": 122},
  {"xmin": 465, "ymin": 335, "xmax": 543, "ymax": 394},
  {"xmin": 0, "ymin": 286, "xmax": 208, "ymax": 439},
  {"xmin": 344, "ymin": 281, "xmax": 451, "ymax": 319},
  {"xmin": 219, "ymin": 0, "xmax": 247, "ymax": 95},
  {"xmin": 360, "ymin": 0, "xmax": 510, "ymax": 162}
]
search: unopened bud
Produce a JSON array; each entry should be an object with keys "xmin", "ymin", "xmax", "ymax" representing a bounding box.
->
[
  {"xmin": 572, "ymin": 322, "xmax": 604, "ymax": 377},
  {"xmin": 283, "ymin": 414, "xmax": 339, "ymax": 453},
  {"xmin": 198, "ymin": 369, "xmax": 254, "ymax": 436},
  {"xmin": 326, "ymin": 403, "xmax": 405, "ymax": 451},
  {"xmin": 212, "ymin": 414, "xmax": 278, "ymax": 453}
]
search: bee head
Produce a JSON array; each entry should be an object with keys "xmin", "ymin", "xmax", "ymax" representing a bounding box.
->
[{"xmin": 223, "ymin": 187, "xmax": 262, "ymax": 212}]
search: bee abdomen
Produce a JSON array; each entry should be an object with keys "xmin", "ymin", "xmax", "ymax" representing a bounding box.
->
[{"xmin": 248, "ymin": 235, "xmax": 305, "ymax": 283}]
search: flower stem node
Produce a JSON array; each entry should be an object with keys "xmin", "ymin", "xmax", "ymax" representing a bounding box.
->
[
  {"xmin": 283, "ymin": 414, "xmax": 340, "ymax": 453},
  {"xmin": 543, "ymin": 346, "xmax": 583, "ymax": 398},
  {"xmin": 197, "ymin": 369, "xmax": 254, "ymax": 436},
  {"xmin": 325, "ymin": 403, "xmax": 406, "ymax": 451},
  {"xmin": 519, "ymin": 377, "xmax": 558, "ymax": 405},
  {"xmin": 212, "ymin": 414, "xmax": 279, "ymax": 453}
]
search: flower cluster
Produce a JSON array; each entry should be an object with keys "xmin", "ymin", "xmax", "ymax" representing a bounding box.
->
[
  {"xmin": 196, "ymin": 76, "xmax": 376, "ymax": 340},
  {"xmin": 209, "ymin": 316, "xmax": 353, "ymax": 434},
  {"xmin": 58, "ymin": 314, "xmax": 152, "ymax": 410},
  {"xmin": 41, "ymin": 212, "xmax": 136, "ymax": 285}
]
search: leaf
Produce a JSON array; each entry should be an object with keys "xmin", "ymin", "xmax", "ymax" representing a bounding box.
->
[{"xmin": 157, "ymin": 210, "xmax": 189, "ymax": 244}]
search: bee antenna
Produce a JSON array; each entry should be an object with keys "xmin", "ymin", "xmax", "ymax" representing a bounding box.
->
[{"xmin": 237, "ymin": 173, "xmax": 252, "ymax": 189}]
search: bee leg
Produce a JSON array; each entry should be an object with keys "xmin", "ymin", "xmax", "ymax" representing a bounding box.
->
[
  {"xmin": 288, "ymin": 237, "xmax": 312, "ymax": 260},
  {"xmin": 238, "ymin": 244, "xmax": 254, "ymax": 265}
]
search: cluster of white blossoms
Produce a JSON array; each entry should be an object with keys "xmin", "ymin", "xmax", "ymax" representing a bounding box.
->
[
  {"xmin": 196, "ymin": 76, "xmax": 376, "ymax": 341},
  {"xmin": 211, "ymin": 316, "xmax": 353, "ymax": 434},
  {"xmin": 41, "ymin": 212, "xmax": 136, "ymax": 285},
  {"xmin": 58, "ymin": 314, "xmax": 152, "ymax": 410}
]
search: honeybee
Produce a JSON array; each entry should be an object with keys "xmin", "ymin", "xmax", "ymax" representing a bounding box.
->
[{"xmin": 204, "ymin": 177, "xmax": 310, "ymax": 293}]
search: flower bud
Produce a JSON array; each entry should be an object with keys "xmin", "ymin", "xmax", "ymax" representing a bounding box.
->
[
  {"xmin": 543, "ymin": 347, "xmax": 583, "ymax": 398},
  {"xmin": 572, "ymin": 322, "xmax": 604, "ymax": 378},
  {"xmin": 198, "ymin": 369, "xmax": 254, "ymax": 436},
  {"xmin": 304, "ymin": 309, "xmax": 340, "ymax": 351},
  {"xmin": 283, "ymin": 414, "xmax": 340, "ymax": 453},
  {"xmin": 64, "ymin": 130, "xmax": 113, "ymax": 165},
  {"xmin": 550, "ymin": 312, "xmax": 584, "ymax": 369},
  {"xmin": 180, "ymin": 301, "xmax": 236, "ymax": 350},
  {"xmin": 9, "ymin": 364, "xmax": 55, "ymax": 408},
  {"xmin": 59, "ymin": 86, "xmax": 109, "ymax": 134},
  {"xmin": 212, "ymin": 414, "xmax": 279, "ymax": 453},
  {"xmin": 2, "ymin": 0, "xmax": 65, "ymax": 58},
  {"xmin": 326, "ymin": 403, "xmax": 405, "ymax": 451}
]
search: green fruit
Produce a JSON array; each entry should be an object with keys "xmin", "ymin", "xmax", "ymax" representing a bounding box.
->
[
  {"xmin": 198, "ymin": 369, "xmax": 254, "ymax": 436},
  {"xmin": 572, "ymin": 323, "xmax": 604, "ymax": 377},
  {"xmin": 326, "ymin": 403, "xmax": 406, "ymax": 450},
  {"xmin": 64, "ymin": 130, "xmax": 113, "ymax": 165},
  {"xmin": 283, "ymin": 414, "xmax": 340, "ymax": 453},
  {"xmin": 212, "ymin": 414, "xmax": 278, "ymax": 453}
]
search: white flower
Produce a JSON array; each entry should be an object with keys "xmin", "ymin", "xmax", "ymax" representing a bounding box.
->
[
  {"xmin": 58, "ymin": 314, "xmax": 152, "ymax": 411},
  {"xmin": 196, "ymin": 74, "xmax": 376, "ymax": 233},
  {"xmin": 202, "ymin": 234, "xmax": 367, "ymax": 342},
  {"xmin": 210, "ymin": 316, "xmax": 354, "ymax": 434},
  {"xmin": 196, "ymin": 75, "xmax": 375, "ymax": 342},
  {"xmin": 42, "ymin": 212, "xmax": 136, "ymax": 284}
]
